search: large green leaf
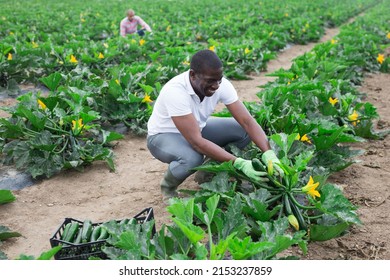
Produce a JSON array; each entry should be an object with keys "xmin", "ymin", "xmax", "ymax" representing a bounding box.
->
[
  {"xmin": 316, "ymin": 183, "xmax": 362, "ymax": 225},
  {"xmin": 40, "ymin": 72, "xmax": 62, "ymax": 91},
  {"xmin": 0, "ymin": 190, "xmax": 16, "ymax": 204}
]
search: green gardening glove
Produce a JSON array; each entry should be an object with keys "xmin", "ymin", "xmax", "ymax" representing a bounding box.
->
[
  {"xmin": 233, "ymin": 158, "xmax": 268, "ymax": 182},
  {"xmin": 261, "ymin": 150, "xmax": 284, "ymax": 176}
]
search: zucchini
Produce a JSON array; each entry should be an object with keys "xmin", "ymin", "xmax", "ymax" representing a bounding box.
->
[
  {"xmin": 63, "ymin": 222, "xmax": 79, "ymax": 242},
  {"xmin": 283, "ymin": 194, "xmax": 292, "ymax": 215},
  {"xmin": 97, "ymin": 227, "xmax": 109, "ymax": 240},
  {"xmin": 289, "ymin": 195, "xmax": 307, "ymax": 231},
  {"xmin": 128, "ymin": 218, "xmax": 138, "ymax": 225},
  {"xmin": 251, "ymin": 158, "xmax": 265, "ymax": 171},
  {"xmin": 119, "ymin": 218, "xmax": 129, "ymax": 226},
  {"xmin": 74, "ymin": 227, "xmax": 83, "ymax": 244},
  {"xmin": 90, "ymin": 226, "xmax": 102, "ymax": 242},
  {"xmin": 61, "ymin": 222, "xmax": 72, "ymax": 241},
  {"xmin": 81, "ymin": 220, "xmax": 93, "ymax": 243}
]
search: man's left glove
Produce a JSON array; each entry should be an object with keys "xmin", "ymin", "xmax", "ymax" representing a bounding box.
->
[{"xmin": 261, "ymin": 150, "xmax": 284, "ymax": 176}]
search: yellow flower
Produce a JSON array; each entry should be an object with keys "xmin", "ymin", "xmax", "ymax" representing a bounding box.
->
[
  {"xmin": 331, "ymin": 39, "xmax": 338, "ymax": 44},
  {"xmin": 269, "ymin": 31, "xmax": 273, "ymax": 37},
  {"xmin": 387, "ymin": 33, "xmax": 390, "ymax": 39},
  {"xmin": 287, "ymin": 81, "xmax": 291, "ymax": 85},
  {"xmin": 103, "ymin": 43, "xmax": 109, "ymax": 48},
  {"xmin": 7, "ymin": 53, "xmax": 12, "ymax": 60},
  {"xmin": 139, "ymin": 39, "xmax": 146, "ymax": 46},
  {"xmin": 296, "ymin": 133, "xmax": 311, "ymax": 144},
  {"xmin": 115, "ymin": 79, "xmax": 120, "ymax": 85},
  {"xmin": 209, "ymin": 45, "xmax": 215, "ymax": 52},
  {"xmin": 328, "ymin": 97, "xmax": 338, "ymax": 106},
  {"xmin": 284, "ymin": 13, "xmax": 289, "ymax": 17},
  {"xmin": 244, "ymin": 48, "xmax": 251, "ymax": 55},
  {"xmin": 377, "ymin": 54, "xmax": 384, "ymax": 64},
  {"xmin": 182, "ymin": 60, "xmax": 190, "ymax": 66},
  {"xmin": 166, "ymin": 25, "xmax": 171, "ymax": 32},
  {"xmin": 71, "ymin": 119, "xmax": 83, "ymax": 134},
  {"xmin": 305, "ymin": 23, "xmax": 310, "ymax": 28},
  {"xmin": 348, "ymin": 110, "xmax": 359, "ymax": 126},
  {"xmin": 288, "ymin": 215, "xmax": 299, "ymax": 230},
  {"xmin": 301, "ymin": 176, "xmax": 320, "ymax": 199},
  {"xmin": 37, "ymin": 99, "xmax": 47, "ymax": 110},
  {"xmin": 142, "ymin": 94, "xmax": 152, "ymax": 103},
  {"xmin": 98, "ymin": 52, "xmax": 104, "ymax": 59},
  {"xmin": 81, "ymin": 18, "xmax": 86, "ymax": 23},
  {"xmin": 70, "ymin": 55, "xmax": 78, "ymax": 64},
  {"xmin": 9, "ymin": 31, "xmax": 14, "ymax": 35},
  {"xmin": 32, "ymin": 41, "xmax": 39, "ymax": 48}
]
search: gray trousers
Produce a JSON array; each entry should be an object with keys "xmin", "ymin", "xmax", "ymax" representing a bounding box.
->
[{"xmin": 147, "ymin": 117, "xmax": 250, "ymax": 181}]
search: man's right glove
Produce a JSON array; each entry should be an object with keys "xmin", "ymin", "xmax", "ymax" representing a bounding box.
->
[
  {"xmin": 261, "ymin": 150, "xmax": 284, "ymax": 176},
  {"xmin": 233, "ymin": 158, "xmax": 268, "ymax": 182}
]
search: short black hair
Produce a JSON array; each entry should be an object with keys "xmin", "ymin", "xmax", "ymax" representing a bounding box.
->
[{"xmin": 190, "ymin": 50, "xmax": 223, "ymax": 73}]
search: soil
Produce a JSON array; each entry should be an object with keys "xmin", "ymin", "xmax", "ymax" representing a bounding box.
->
[{"xmin": 0, "ymin": 25, "xmax": 389, "ymax": 260}]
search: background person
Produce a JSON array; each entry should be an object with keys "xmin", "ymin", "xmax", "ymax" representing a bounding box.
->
[
  {"xmin": 120, "ymin": 9, "xmax": 152, "ymax": 37},
  {"xmin": 147, "ymin": 49, "xmax": 283, "ymax": 200}
]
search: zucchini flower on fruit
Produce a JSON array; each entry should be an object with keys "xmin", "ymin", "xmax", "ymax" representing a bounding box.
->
[
  {"xmin": 209, "ymin": 45, "xmax": 215, "ymax": 52},
  {"xmin": 37, "ymin": 99, "xmax": 47, "ymax": 110},
  {"xmin": 98, "ymin": 52, "xmax": 104, "ymax": 59},
  {"xmin": 348, "ymin": 110, "xmax": 359, "ymax": 126},
  {"xmin": 267, "ymin": 160, "xmax": 274, "ymax": 176},
  {"xmin": 142, "ymin": 93, "xmax": 152, "ymax": 103},
  {"xmin": 288, "ymin": 215, "xmax": 299, "ymax": 231},
  {"xmin": 7, "ymin": 53, "xmax": 12, "ymax": 60},
  {"xmin": 387, "ymin": 33, "xmax": 390, "ymax": 39},
  {"xmin": 328, "ymin": 97, "xmax": 338, "ymax": 106},
  {"xmin": 70, "ymin": 55, "xmax": 78, "ymax": 64},
  {"xmin": 302, "ymin": 176, "xmax": 320, "ymax": 199},
  {"xmin": 377, "ymin": 54, "xmax": 384, "ymax": 64}
]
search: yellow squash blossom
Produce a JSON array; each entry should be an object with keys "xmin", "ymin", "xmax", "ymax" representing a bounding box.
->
[
  {"xmin": 348, "ymin": 110, "xmax": 359, "ymax": 126},
  {"xmin": 115, "ymin": 79, "xmax": 120, "ymax": 85},
  {"xmin": 32, "ymin": 41, "xmax": 39, "ymax": 48},
  {"xmin": 284, "ymin": 13, "xmax": 289, "ymax": 17},
  {"xmin": 182, "ymin": 60, "xmax": 190, "ymax": 66},
  {"xmin": 288, "ymin": 215, "xmax": 299, "ymax": 230},
  {"xmin": 142, "ymin": 94, "xmax": 152, "ymax": 103},
  {"xmin": 295, "ymin": 133, "xmax": 311, "ymax": 144},
  {"xmin": 387, "ymin": 33, "xmax": 390, "ymax": 39},
  {"xmin": 70, "ymin": 55, "xmax": 78, "ymax": 64},
  {"xmin": 37, "ymin": 99, "xmax": 47, "ymax": 110},
  {"xmin": 166, "ymin": 25, "xmax": 171, "ymax": 32},
  {"xmin": 209, "ymin": 45, "xmax": 215, "ymax": 52},
  {"xmin": 98, "ymin": 52, "xmax": 104, "ymax": 59},
  {"xmin": 72, "ymin": 119, "xmax": 83, "ymax": 134},
  {"xmin": 377, "ymin": 54, "xmax": 384, "ymax": 64},
  {"xmin": 301, "ymin": 176, "xmax": 320, "ymax": 199},
  {"xmin": 331, "ymin": 39, "xmax": 338, "ymax": 44},
  {"xmin": 139, "ymin": 39, "xmax": 146, "ymax": 46},
  {"xmin": 244, "ymin": 48, "xmax": 251, "ymax": 55},
  {"xmin": 7, "ymin": 53, "xmax": 12, "ymax": 60},
  {"xmin": 269, "ymin": 31, "xmax": 273, "ymax": 37},
  {"xmin": 328, "ymin": 97, "xmax": 338, "ymax": 106}
]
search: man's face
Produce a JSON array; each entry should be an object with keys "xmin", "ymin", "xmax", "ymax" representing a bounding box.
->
[
  {"xmin": 190, "ymin": 67, "xmax": 223, "ymax": 98},
  {"xmin": 127, "ymin": 12, "xmax": 135, "ymax": 21}
]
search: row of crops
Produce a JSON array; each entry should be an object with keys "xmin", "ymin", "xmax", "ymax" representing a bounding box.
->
[{"xmin": 0, "ymin": 0, "xmax": 389, "ymax": 259}]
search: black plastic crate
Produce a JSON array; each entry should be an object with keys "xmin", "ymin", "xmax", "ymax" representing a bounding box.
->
[{"xmin": 50, "ymin": 207, "xmax": 155, "ymax": 260}]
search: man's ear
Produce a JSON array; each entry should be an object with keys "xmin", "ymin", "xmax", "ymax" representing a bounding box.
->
[{"xmin": 189, "ymin": 69, "xmax": 196, "ymax": 80}]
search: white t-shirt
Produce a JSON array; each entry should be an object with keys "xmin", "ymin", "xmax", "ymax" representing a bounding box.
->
[{"xmin": 147, "ymin": 70, "xmax": 238, "ymax": 136}]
